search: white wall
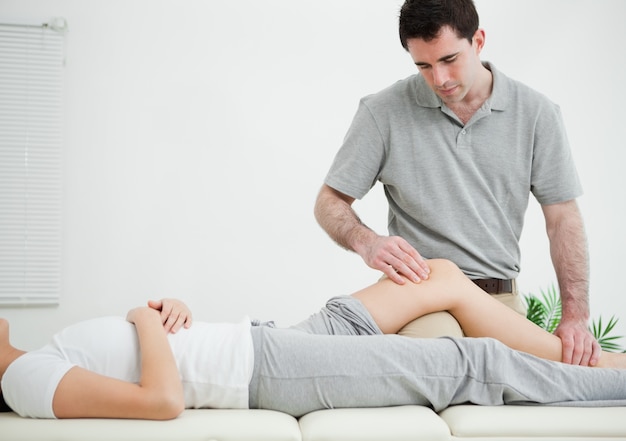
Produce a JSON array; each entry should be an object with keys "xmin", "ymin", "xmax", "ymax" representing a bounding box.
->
[{"xmin": 1, "ymin": 0, "xmax": 625, "ymax": 350}]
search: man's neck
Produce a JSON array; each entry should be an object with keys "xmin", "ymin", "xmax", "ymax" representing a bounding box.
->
[{"xmin": 448, "ymin": 63, "xmax": 493, "ymax": 124}]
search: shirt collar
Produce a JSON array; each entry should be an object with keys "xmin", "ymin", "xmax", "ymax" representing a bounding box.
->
[
  {"xmin": 483, "ymin": 62, "xmax": 506, "ymax": 111},
  {"xmin": 413, "ymin": 61, "xmax": 507, "ymax": 112}
]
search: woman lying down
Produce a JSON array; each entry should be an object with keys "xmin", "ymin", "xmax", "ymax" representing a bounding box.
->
[{"xmin": 2, "ymin": 259, "xmax": 626, "ymax": 420}]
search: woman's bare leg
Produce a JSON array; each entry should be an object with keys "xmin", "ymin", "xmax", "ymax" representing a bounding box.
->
[{"xmin": 351, "ymin": 259, "xmax": 625, "ymax": 368}]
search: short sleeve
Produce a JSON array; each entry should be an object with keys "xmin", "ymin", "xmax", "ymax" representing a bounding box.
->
[
  {"xmin": 530, "ymin": 103, "xmax": 583, "ymax": 205},
  {"xmin": 1, "ymin": 346, "xmax": 75, "ymax": 418},
  {"xmin": 324, "ymin": 99, "xmax": 386, "ymax": 200}
]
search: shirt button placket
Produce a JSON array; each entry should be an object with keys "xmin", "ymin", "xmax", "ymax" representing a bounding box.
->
[{"xmin": 457, "ymin": 128, "xmax": 470, "ymax": 149}]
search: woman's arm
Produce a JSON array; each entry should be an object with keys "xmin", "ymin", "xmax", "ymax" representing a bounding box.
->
[{"xmin": 52, "ymin": 307, "xmax": 184, "ymax": 420}]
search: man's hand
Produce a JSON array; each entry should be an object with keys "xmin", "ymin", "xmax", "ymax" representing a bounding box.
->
[
  {"xmin": 357, "ymin": 235, "xmax": 430, "ymax": 285},
  {"xmin": 314, "ymin": 185, "xmax": 429, "ymax": 284},
  {"xmin": 148, "ymin": 298, "xmax": 193, "ymax": 334},
  {"xmin": 554, "ymin": 319, "xmax": 601, "ymax": 366}
]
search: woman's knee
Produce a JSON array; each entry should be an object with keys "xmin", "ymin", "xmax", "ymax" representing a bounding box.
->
[{"xmin": 426, "ymin": 259, "xmax": 465, "ymax": 280}]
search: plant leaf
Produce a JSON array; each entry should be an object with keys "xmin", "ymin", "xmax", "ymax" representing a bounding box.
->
[
  {"xmin": 525, "ymin": 295, "xmax": 547, "ymax": 330},
  {"xmin": 523, "ymin": 285, "xmax": 562, "ymax": 332},
  {"xmin": 525, "ymin": 285, "xmax": 625, "ymax": 353},
  {"xmin": 590, "ymin": 316, "xmax": 624, "ymax": 353}
]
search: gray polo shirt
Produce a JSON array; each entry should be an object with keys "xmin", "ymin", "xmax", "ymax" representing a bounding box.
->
[{"xmin": 324, "ymin": 62, "xmax": 582, "ymax": 279}]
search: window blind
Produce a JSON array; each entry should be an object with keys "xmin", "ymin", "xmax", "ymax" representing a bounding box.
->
[{"xmin": 0, "ymin": 22, "xmax": 66, "ymax": 305}]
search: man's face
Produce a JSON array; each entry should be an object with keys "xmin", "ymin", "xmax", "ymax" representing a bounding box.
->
[{"xmin": 406, "ymin": 26, "xmax": 484, "ymax": 105}]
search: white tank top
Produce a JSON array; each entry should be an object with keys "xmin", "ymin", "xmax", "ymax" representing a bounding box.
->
[{"xmin": 2, "ymin": 316, "xmax": 254, "ymax": 418}]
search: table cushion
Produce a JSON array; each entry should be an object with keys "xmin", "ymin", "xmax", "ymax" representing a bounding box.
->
[
  {"xmin": 439, "ymin": 405, "xmax": 626, "ymax": 439},
  {"xmin": 299, "ymin": 405, "xmax": 451, "ymax": 441},
  {"xmin": 0, "ymin": 409, "xmax": 302, "ymax": 441}
]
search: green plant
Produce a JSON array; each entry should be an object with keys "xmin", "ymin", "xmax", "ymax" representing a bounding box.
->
[
  {"xmin": 590, "ymin": 315, "xmax": 625, "ymax": 353},
  {"xmin": 524, "ymin": 284, "xmax": 625, "ymax": 353},
  {"xmin": 525, "ymin": 284, "xmax": 562, "ymax": 333}
]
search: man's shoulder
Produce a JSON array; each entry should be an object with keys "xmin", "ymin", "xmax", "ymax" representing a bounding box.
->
[
  {"xmin": 360, "ymin": 74, "xmax": 430, "ymax": 111},
  {"xmin": 490, "ymin": 63, "xmax": 557, "ymax": 109},
  {"xmin": 363, "ymin": 75, "xmax": 418, "ymax": 101}
]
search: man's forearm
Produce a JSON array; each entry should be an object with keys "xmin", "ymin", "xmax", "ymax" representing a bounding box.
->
[
  {"xmin": 314, "ymin": 186, "xmax": 375, "ymax": 252},
  {"xmin": 546, "ymin": 204, "xmax": 590, "ymax": 322},
  {"xmin": 314, "ymin": 184, "xmax": 430, "ymax": 283}
]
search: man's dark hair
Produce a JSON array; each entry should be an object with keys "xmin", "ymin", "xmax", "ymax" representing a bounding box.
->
[{"xmin": 399, "ymin": 0, "xmax": 479, "ymax": 50}]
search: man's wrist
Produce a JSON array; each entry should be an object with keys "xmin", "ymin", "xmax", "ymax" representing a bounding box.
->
[
  {"xmin": 348, "ymin": 225, "xmax": 376, "ymax": 255},
  {"xmin": 559, "ymin": 308, "xmax": 590, "ymax": 326}
]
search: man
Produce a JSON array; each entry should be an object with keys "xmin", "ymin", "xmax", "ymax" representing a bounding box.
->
[{"xmin": 314, "ymin": 0, "xmax": 599, "ymax": 366}]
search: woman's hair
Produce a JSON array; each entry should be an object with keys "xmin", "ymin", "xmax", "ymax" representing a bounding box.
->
[
  {"xmin": 399, "ymin": 0, "xmax": 479, "ymax": 50},
  {"xmin": 0, "ymin": 392, "xmax": 12, "ymax": 412}
]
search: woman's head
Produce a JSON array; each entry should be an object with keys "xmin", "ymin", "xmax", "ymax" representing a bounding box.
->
[
  {"xmin": 0, "ymin": 319, "xmax": 10, "ymax": 411},
  {"xmin": 0, "ymin": 391, "xmax": 11, "ymax": 412},
  {"xmin": 399, "ymin": 0, "xmax": 479, "ymax": 50},
  {"xmin": 0, "ymin": 318, "xmax": 25, "ymax": 413}
]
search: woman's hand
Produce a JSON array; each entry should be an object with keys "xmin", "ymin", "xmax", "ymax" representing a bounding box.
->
[
  {"xmin": 147, "ymin": 298, "xmax": 193, "ymax": 334},
  {"xmin": 126, "ymin": 306, "xmax": 159, "ymax": 326}
]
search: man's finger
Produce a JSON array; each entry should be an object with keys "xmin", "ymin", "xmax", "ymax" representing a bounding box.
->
[
  {"xmin": 560, "ymin": 335, "xmax": 575, "ymax": 364},
  {"xmin": 397, "ymin": 243, "xmax": 430, "ymax": 281},
  {"xmin": 383, "ymin": 264, "xmax": 407, "ymax": 285},
  {"xmin": 570, "ymin": 343, "xmax": 584, "ymax": 366},
  {"xmin": 589, "ymin": 341, "xmax": 601, "ymax": 366}
]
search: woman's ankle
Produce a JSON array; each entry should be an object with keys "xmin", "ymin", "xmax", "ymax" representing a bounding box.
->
[{"xmin": 596, "ymin": 351, "xmax": 626, "ymax": 369}]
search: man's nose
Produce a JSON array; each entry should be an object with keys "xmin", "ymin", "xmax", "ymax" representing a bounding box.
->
[{"xmin": 432, "ymin": 66, "xmax": 450, "ymax": 87}]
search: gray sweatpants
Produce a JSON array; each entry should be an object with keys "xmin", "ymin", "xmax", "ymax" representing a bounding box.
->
[{"xmin": 248, "ymin": 296, "xmax": 626, "ymax": 417}]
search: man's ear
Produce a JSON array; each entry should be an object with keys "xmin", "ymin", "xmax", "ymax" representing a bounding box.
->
[{"xmin": 472, "ymin": 28, "xmax": 486, "ymax": 54}]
